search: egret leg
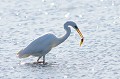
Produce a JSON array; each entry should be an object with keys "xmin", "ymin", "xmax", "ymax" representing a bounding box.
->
[
  {"xmin": 37, "ymin": 57, "xmax": 40, "ymax": 62},
  {"xmin": 36, "ymin": 56, "xmax": 46, "ymax": 64},
  {"xmin": 37, "ymin": 57, "xmax": 43, "ymax": 63},
  {"xmin": 43, "ymin": 55, "xmax": 45, "ymax": 64}
]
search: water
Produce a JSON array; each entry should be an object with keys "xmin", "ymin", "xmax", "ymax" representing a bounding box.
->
[{"xmin": 0, "ymin": 0, "xmax": 120, "ymax": 79}]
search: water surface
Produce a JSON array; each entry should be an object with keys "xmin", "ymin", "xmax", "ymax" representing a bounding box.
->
[{"xmin": 0, "ymin": 0, "xmax": 120, "ymax": 79}]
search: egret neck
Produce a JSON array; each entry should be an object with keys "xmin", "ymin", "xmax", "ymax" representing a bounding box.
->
[
  {"xmin": 54, "ymin": 21, "xmax": 84, "ymax": 47},
  {"xmin": 57, "ymin": 25, "xmax": 71, "ymax": 46}
]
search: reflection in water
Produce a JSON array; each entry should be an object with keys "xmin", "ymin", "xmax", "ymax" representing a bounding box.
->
[{"xmin": 19, "ymin": 61, "xmax": 59, "ymax": 68}]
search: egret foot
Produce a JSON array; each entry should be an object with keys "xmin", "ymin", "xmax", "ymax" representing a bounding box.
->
[
  {"xmin": 33, "ymin": 61, "xmax": 43, "ymax": 64},
  {"xmin": 33, "ymin": 61, "xmax": 48, "ymax": 65},
  {"xmin": 43, "ymin": 62, "xmax": 48, "ymax": 65},
  {"xmin": 37, "ymin": 61, "xmax": 44, "ymax": 63}
]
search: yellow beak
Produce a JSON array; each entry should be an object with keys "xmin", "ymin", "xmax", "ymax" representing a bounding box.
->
[{"xmin": 76, "ymin": 29, "xmax": 84, "ymax": 46}]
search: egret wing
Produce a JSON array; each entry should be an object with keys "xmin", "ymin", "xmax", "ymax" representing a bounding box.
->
[{"xmin": 18, "ymin": 34, "xmax": 57, "ymax": 58}]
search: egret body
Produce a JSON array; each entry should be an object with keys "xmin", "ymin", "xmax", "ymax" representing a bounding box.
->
[{"xmin": 17, "ymin": 21, "xmax": 84, "ymax": 64}]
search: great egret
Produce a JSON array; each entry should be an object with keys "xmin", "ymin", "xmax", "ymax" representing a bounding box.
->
[{"xmin": 17, "ymin": 21, "xmax": 84, "ymax": 64}]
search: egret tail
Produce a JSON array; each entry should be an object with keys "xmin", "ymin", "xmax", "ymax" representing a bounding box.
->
[{"xmin": 17, "ymin": 49, "xmax": 30, "ymax": 58}]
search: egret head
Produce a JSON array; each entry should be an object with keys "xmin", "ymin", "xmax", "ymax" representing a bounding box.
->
[{"xmin": 64, "ymin": 21, "xmax": 84, "ymax": 46}]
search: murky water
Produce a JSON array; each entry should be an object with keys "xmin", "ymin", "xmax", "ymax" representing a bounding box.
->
[{"xmin": 0, "ymin": 0, "xmax": 120, "ymax": 79}]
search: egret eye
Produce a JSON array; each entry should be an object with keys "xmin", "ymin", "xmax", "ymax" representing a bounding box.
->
[{"xmin": 74, "ymin": 26, "xmax": 78, "ymax": 29}]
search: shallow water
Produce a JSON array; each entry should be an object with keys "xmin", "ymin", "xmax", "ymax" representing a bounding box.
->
[{"xmin": 0, "ymin": 0, "xmax": 120, "ymax": 79}]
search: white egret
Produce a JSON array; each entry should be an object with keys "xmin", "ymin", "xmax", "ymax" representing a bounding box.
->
[{"xmin": 17, "ymin": 21, "xmax": 84, "ymax": 64}]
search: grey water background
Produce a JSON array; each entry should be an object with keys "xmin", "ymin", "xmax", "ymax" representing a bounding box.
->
[{"xmin": 0, "ymin": 0, "xmax": 120, "ymax": 79}]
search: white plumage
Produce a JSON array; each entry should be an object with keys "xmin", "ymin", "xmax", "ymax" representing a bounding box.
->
[{"xmin": 17, "ymin": 21, "xmax": 84, "ymax": 64}]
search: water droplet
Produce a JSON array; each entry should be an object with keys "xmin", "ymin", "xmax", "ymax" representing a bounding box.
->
[
  {"xmin": 42, "ymin": 0, "xmax": 46, "ymax": 2},
  {"xmin": 91, "ymin": 67, "xmax": 95, "ymax": 72},
  {"xmin": 18, "ymin": 23, "xmax": 22, "ymax": 26},
  {"xmin": 20, "ymin": 62, "xmax": 26, "ymax": 65},
  {"xmin": 104, "ymin": 7, "xmax": 107, "ymax": 8},
  {"xmin": 45, "ymin": 12, "xmax": 48, "ymax": 15},
  {"xmin": 38, "ymin": 9, "xmax": 42, "ymax": 12},
  {"xmin": 25, "ymin": 16, "xmax": 28, "ymax": 18},
  {"xmin": 64, "ymin": 75, "xmax": 67, "ymax": 78},
  {"xmin": 15, "ymin": 13, "xmax": 19, "ymax": 16},
  {"xmin": 111, "ymin": 1, "xmax": 115, "ymax": 6},
  {"xmin": 79, "ymin": 15, "xmax": 83, "ymax": 18},
  {"xmin": 50, "ymin": 3, "xmax": 55, "ymax": 6},
  {"xmin": 100, "ymin": 0, "xmax": 103, "ymax": 1},
  {"xmin": 112, "ymin": 3, "xmax": 114, "ymax": 6},
  {"xmin": 113, "ymin": 21, "xmax": 116, "ymax": 24},
  {"xmin": 65, "ymin": 13, "xmax": 70, "ymax": 18},
  {"xmin": 97, "ymin": 26, "xmax": 99, "ymax": 29}
]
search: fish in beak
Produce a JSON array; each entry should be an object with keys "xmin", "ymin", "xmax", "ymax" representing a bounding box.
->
[{"xmin": 75, "ymin": 27, "xmax": 84, "ymax": 46}]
